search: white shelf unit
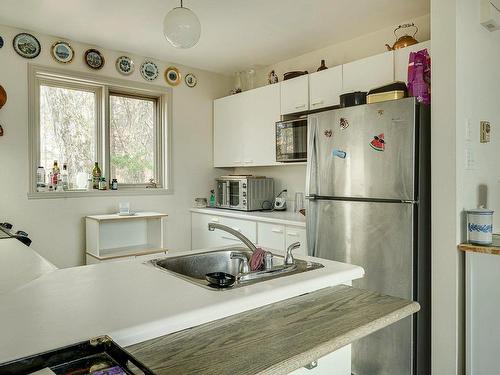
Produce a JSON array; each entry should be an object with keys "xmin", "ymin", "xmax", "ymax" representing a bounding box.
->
[{"xmin": 85, "ymin": 212, "xmax": 168, "ymax": 264}]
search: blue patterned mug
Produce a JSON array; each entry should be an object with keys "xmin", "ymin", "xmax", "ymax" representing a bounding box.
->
[{"xmin": 467, "ymin": 208, "xmax": 494, "ymax": 245}]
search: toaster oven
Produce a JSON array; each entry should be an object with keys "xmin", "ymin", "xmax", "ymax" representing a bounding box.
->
[{"xmin": 216, "ymin": 176, "xmax": 274, "ymax": 211}]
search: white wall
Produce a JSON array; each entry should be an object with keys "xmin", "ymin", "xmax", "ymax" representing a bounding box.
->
[
  {"xmin": 0, "ymin": 24, "xmax": 232, "ymax": 268},
  {"xmin": 432, "ymin": 0, "xmax": 500, "ymax": 373}
]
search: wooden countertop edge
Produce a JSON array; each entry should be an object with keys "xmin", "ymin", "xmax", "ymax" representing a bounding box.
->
[
  {"xmin": 127, "ymin": 286, "xmax": 420, "ymax": 375},
  {"xmin": 457, "ymin": 243, "xmax": 500, "ymax": 255},
  {"xmin": 259, "ymin": 302, "xmax": 420, "ymax": 375}
]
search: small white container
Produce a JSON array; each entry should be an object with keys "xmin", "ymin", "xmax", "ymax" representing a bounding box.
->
[{"xmin": 467, "ymin": 208, "xmax": 494, "ymax": 245}]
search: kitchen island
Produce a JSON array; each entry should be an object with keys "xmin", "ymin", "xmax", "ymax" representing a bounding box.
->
[{"xmin": 0, "ymin": 243, "xmax": 418, "ymax": 374}]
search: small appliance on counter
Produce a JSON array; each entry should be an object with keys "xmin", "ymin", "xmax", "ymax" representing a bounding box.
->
[
  {"xmin": 216, "ymin": 176, "xmax": 274, "ymax": 211},
  {"xmin": 276, "ymin": 117, "xmax": 307, "ymax": 162},
  {"xmin": 367, "ymin": 82, "xmax": 408, "ymax": 104},
  {"xmin": 274, "ymin": 190, "xmax": 288, "ymax": 211}
]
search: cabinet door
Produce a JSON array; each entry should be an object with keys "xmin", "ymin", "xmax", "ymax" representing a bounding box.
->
[
  {"xmin": 309, "ymin": 66, "xmax": 343, "ymax": 110},
  {"xmin": 213, "ymin": 94, "xmax": 245, "ymax": 167},
  {"xmin": 280, "ymin": 75, "xmax": 309, "ymax": 115},
  {"xmin": 257, "ymin": 222, "xmax": 285, "ymax": 251},
  {"xmin": 285, "ymin": 226, "xmax": 307, "ymax": 256},
  {"xmin": 342, "ymin": 51, "xmax": 394, "ymax": 93},
  {"xmin": 241, "ymin": 84, "xmax": 280, "ymax": 166},
  {"xmin": 394, "ymin": 41, "xmax": 431, "ymax": 83},
  {"xmin": 219, "ymin": 217, "xmax": 257, "ymax": 245}
]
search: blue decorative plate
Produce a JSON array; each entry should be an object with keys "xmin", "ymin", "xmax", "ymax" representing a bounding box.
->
[
  {"xmin": 13, "ymin": 33, "xmax": 41, "ymax": 59},
  {"xmin": 84, "ymin": 48, "xmax": 105, "ymax": 70},
  {"xmin": 51, "ymin": 41, "xmax": 74, "ymax": 64},
  {"xmin": 140, "ymin": 61, "xmax": 159, "ymax": 81},
  {"xmin": 116, "ymin": 56, "xmax": 134, "ymax": 75}
]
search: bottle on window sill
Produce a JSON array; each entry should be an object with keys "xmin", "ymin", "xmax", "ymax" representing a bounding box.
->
[
  {"xmin": 92, "ymin": 162, "xmax": 102, "ymax": 189},
  {"xmin": 51, "ymin": 161, "xmax": 60, "ymax": 186},
  {"xmin": 111, "ymin": 179, "xmax": 118, "ymax": 190},
  {"xmin": 36, "ymin": 166, "xmax": 46, "ymax": 192},
  {"xmin": 98, "ymin": 177, "xmax": 107, "ymax": 190},
  {"xmin": 61, "ymin": 163, "xmax": 69, "ymax": 191}
]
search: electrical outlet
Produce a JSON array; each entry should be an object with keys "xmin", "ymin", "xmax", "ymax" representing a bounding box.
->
[{"xmin": 480, "ymin": 121, "xmax": 491, "ymax": 143}]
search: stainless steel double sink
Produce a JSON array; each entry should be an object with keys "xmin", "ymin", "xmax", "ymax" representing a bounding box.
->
[{"xmin": 148, "ymin": 247, "xmax": 324, "ymax": 290}]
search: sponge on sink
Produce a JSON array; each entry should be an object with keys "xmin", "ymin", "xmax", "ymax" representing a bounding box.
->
[{"xmin": 249, "ymin": 248, "xmax": 266, "ymax": 271}]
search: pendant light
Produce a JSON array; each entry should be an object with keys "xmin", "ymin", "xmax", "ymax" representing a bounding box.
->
[{"xmin": 163, "ymin": 0, "xmax": 201, "ymax": 49}]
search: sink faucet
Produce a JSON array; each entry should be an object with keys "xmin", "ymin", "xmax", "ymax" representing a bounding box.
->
[
  {"xmin": 285, "ymin": 242, "xmax": 300, "ymax": 265},
  {"xmin": 207, "ymin": 223, "xmax": 257, "ymax": 252}
]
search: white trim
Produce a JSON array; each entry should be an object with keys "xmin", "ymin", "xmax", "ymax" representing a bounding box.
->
[
  {"xmin": 28, "ymin": 64, "xmax": 173, "ymax": 195},
  {"xmin": 27, "ymin": 188, "xmax": 172, "ymax": 200}
]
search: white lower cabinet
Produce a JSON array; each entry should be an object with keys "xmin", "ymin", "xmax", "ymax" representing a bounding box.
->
[
  {"xmin": 257, "ymin": 222, "xmax": 285, "ymax": 251},
  {"xmin": 191, "ymin": 212, "xmax": 307, "ymax": 255}
]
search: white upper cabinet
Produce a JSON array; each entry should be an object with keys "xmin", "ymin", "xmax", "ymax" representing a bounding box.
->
[
  {"xmin": 342, "ymin": 51, "xmax": 394, "ymax": 93},
  {"xmin": 213, "ymin": 84, "xmax": 280, "ymax": 168},
  {"xmin": 394, "ymin": 41, "xmax": 431, "ymax": 83},
  {"xmin": 280, "ymin": 75, "xmax": 309, "ymax": 115},
  {"xmin": 309, "ymin": 65, "xmax": 343, "ymax": 110}
]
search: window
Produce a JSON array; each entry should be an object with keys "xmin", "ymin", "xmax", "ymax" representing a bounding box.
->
[{"xmin": 29, "ymin": 65, "xmax": 170, "ymax": 195}]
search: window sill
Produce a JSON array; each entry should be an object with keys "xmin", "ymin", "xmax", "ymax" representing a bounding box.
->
[{"xmin": 27, "ymin": 188, "xmax": 171, "ymax": 200}]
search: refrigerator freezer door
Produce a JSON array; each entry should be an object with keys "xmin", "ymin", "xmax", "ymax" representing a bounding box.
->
[
  {"xmin": 307, "ymin": 98, "xmax": 417, "ymax": 201},
  {"xmin": 308, "ymin": 199, "xmax": 414, "ymax": 375}
]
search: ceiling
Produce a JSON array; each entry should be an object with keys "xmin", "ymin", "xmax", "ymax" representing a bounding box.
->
[{"xmin": 0, "ymin": 0, "xmax": 429, "ymax": 74}]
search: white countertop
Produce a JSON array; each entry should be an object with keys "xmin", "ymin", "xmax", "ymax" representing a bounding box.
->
[
  {"xmin": 191, "ymin": 207, "xmax": 306, "ymax": 227},
  {"xmin": 0, "ymin": 247, "xmax": 363, "ymax": 363},
  {"xmin": 0, "ymin": 239, "xmax": 57, "ymax": 295}
]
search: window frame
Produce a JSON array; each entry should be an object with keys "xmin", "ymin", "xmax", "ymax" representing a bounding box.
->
[{"xmin": 28, "ymin": 64, "xmax": 172, "ymax": 198}]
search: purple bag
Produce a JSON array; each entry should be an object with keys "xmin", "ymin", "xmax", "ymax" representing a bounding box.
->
[{"xmin": 408, "ymin": 49, "xmax": 431, "ymax": 105}]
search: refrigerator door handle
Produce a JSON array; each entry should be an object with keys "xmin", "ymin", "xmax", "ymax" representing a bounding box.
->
[{"xmin": 305, "ymin": 194, "xmax": 318, "ymax": 201}]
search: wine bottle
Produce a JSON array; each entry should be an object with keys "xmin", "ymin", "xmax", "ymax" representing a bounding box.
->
[{"xmin": 92, "ymin": 162, "xmax": 102, "ymax": 190}]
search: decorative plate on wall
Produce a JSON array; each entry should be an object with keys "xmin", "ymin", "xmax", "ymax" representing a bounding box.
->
[
  {"xmin": 140, "ymin": 61, "xmax": 159, "ymax": 81},
  {"xmin": 13, "ymin": 33, "xmax": 41, "ymax": 59},
  {"xmin": 165, "ymin": 66, "xmax": 181, "ymax": 86},
  {"xmin": 84, "ymin": 49, "xmax": 105, "ymax": 70},
  {"xmin": 116, "ymin": 56, "xmax": 134, "ymax": 75},
  {"xmin": 185, "ymin": 73, "xmax": 197, "ymax": 88},
  {"xmin": 51, "ymin": 41, "xmax": 74, "ymax": 64},
  {"xmin": 0, "ymin": 85, "xmax": 7, "ymax": 109},
  {"xmin": 0, "ymin": 36, "xmax": 4, "ymax": 49}
]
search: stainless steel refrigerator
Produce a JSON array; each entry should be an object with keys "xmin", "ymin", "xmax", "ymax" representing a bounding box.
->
[{"xmin": 305, "ymin": 97, "xmax": 430, "ymax": 375}]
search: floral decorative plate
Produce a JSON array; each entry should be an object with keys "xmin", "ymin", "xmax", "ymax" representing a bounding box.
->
[
  {"xmin": 84, "ymin": 49, "xmax": 105, "ymax": 70},
  {"xmin": 13, "ymin": 33, "xmax": 41, "ymax": 59},
  {"xmin": 165, "ymin": 66, "xmax": 181, "ymax": 86},
  {"xmin": 116, "ymin": 56, "xmax": 134, "ymax": 75},
  {"xmin": 140, "ymin": 61, "xmax": 159, "ymax": 81},
  {"xmin": 51, "ymin": 41, "xmax": 74, "ymax": 64},
  {"xmin": 185, "ymin": 73, "xmax": 197, "ymax": 88}
]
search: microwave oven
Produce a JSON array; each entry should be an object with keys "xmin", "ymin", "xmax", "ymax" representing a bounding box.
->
[
  {"xmin": 215, "ymin": 176, "xmax": 274, "ymax": 211},
  {"xmin": 276, "ymin": 117, "xmax": 308, "ymax": 162}
]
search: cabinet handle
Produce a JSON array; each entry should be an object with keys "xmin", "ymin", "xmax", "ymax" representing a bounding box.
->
[
  {"xmin": 311, "ymin": 100, "xmax": 324, "ymax": 106},
  {"xmin": 244, "ymin": 160, "xmax": 253, "ymax": 164},
  {"xmin": 271, "ymin": 228, "xmax": 283, "ymax": 234},
  {"xmin": 287, "ymin": 232, "xmax": 299, "ymax": 237},
  {"xmin": 231, "ymin": 227, "xmax": 242, "ymax": 232},
  {"xmin": 295, "ymin": 104, "xmax": 306, "ymax": 109},
  {"xmin": 211, "ymin": 218, "xmax": 219, "ymax": 222}
]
